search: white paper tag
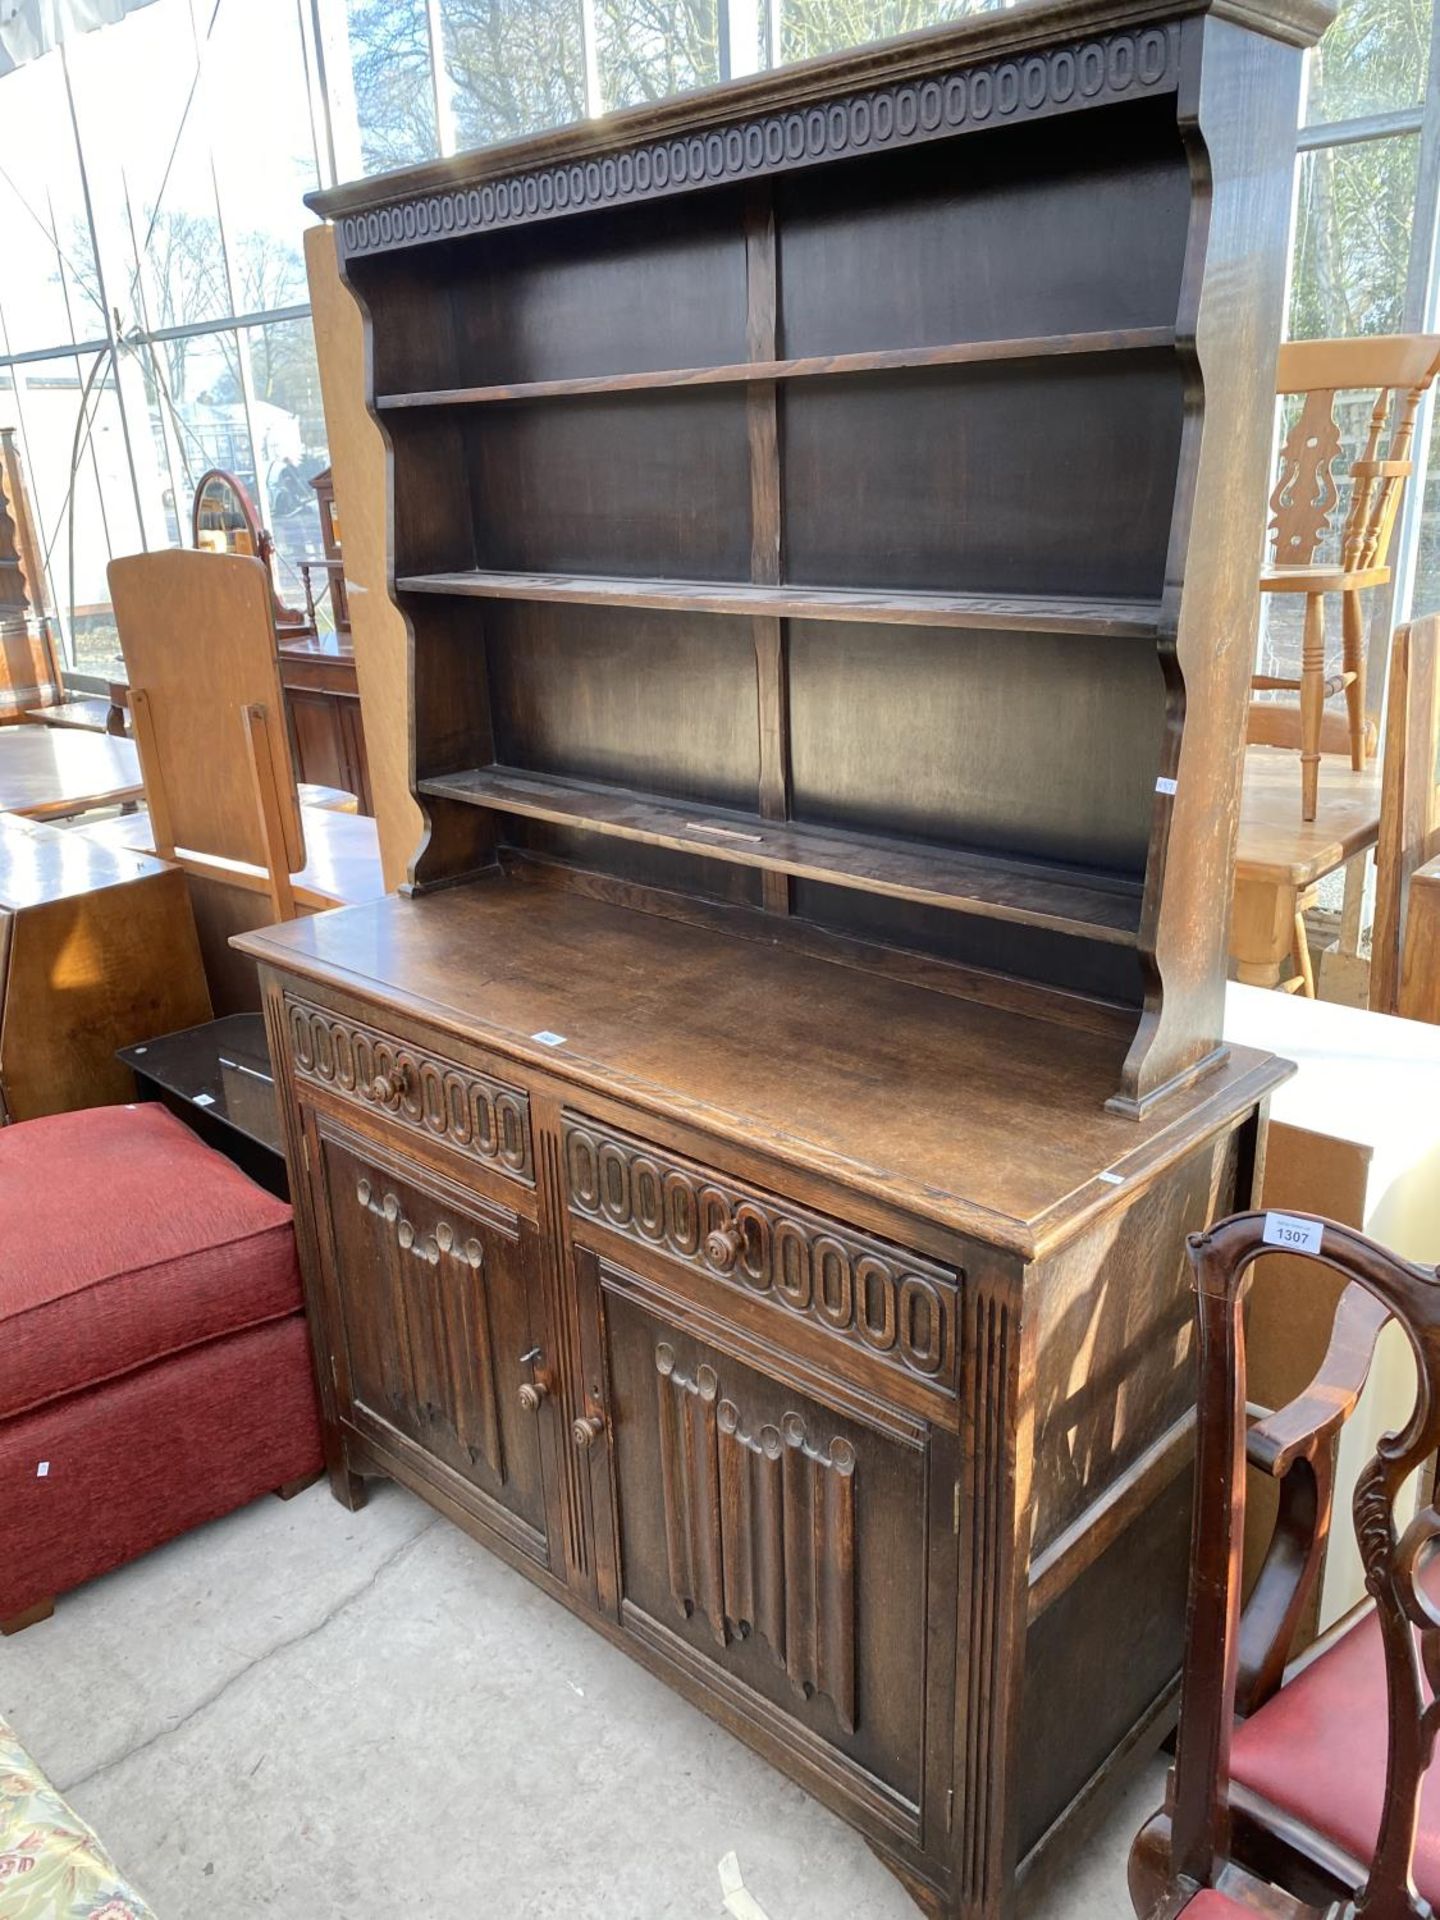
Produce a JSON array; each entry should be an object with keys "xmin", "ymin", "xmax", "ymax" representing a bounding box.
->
[
  {"xmin": 531, "ymin": 1031, "xmax": 567, "ymax": 1047},
  {"xmin": 1155, "ymin": 776, "xmax": 1178, "ymax": 796},
  {"xmin": 1263, "ymin": 1211, "xmax": 1324, "ymax": 1256},
  {"xmin": 718, "ymin": 1854, "xmax": 771, "ymax": 1920},
  {"xmin": 36, "ymin": 1462, "xmax": 49, "ymax": 1478},
  {"xmin": 193, "ymin": 1093, "xmax": 216, "ymax": 1108},
  {"xmin": 1096, "ymin": 1170, "xmax": 1124, "ymax": 1186}
]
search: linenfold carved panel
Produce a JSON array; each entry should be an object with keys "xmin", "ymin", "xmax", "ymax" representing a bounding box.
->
[
  {"xmin": 352, "ymin": 1174, "xmax": 505, "ymax": 1480},
  {"xmin": 654, "ymin": 1343, "xmax": 858, "ymax": 1733},
  {"xmin": 287, "ymin": 996, "xmax": 533, "ymax": 1183},
  {"xmin": 336, "ymin": 26, "xmax": 1180, "ymax": 260},
  {"xmin": 564, "ymin": 1119, "xmax": 959, "ymax": 1387}
]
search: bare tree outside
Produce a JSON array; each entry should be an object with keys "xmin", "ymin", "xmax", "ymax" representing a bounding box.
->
[
  {"xmin": 441, "ymin": 0, "xmax": 588, "ymax": 148},
  {"xmin": 778, "ymin": 0, "xmax": 985, "ymax": 62},
  {"xmin": 345, "ymin": 0, "xmax": 440, "ymax": 174},
  {"xmin": 594, "ymin": 0, "xmax": 720, "ymax": 108}
]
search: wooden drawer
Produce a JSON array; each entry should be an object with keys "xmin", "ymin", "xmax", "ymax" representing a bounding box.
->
[
  {"xmin": 562, "ymin": 1113, "xmax": 961, "ymax": 1403},
  {"xmin": 285, "ymin": 993, "xmax": 533, "ymax": 1186}
]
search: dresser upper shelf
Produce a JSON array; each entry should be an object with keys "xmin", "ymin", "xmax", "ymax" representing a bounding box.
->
[
  {"xmin": 417, "ymin": 765, "xmax": 1145, "ymax": 943},
  {"xmin": 374, "ymin": 326, "xmax": 1179, "ymax": 411},
  {"xmin": 324, "ymin": 0, "xmax": 1320, "ymax": 1116},
  {"xmin": 396, "ymin": 571, "xmax": 1164, "ymax": 639}
]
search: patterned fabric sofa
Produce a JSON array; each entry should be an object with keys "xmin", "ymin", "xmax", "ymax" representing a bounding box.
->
[{"xmin": 0, "ymin": 1716, "xmax": 154, "ymax": 1916}]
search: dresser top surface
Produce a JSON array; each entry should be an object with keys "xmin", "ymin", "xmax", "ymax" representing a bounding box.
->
[{"xmin": 240, "ymin": 879, "xmax": 1286, "ymax": 1256}]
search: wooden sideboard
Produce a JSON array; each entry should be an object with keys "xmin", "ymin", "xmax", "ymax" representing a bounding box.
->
[
  {"xmin": 243, "ymin": 1, "xmax": 1327, "ymax": 1912},
  {"xmin": 244, "ymin": 884, "xmax": 1284, "ymax": 1915},
  {"xmin": 278, "ymin": 632, "xmax": 374, "ymax": 815}
]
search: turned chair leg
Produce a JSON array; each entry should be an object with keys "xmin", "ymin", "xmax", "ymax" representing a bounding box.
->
[
  {"xmin": 1, "ymin": 1597, "xmax": 55, "ymax": 1636},
  {"xmin": 1300, "ymin": 591, "xmax": 1326, "ymax": 821},
  {"xmin": 1342, "ymin": 588, "xmax": 1367, "ymax": 772},
  {"xmin": 1291, "ymin": 907, "xmax": 1316, "ymax": 998}
]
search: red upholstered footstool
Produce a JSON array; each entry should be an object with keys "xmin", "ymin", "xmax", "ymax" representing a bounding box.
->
[{"xmin": 0, "ymin": 1102, "xmax": 323, "ymax": 1632}]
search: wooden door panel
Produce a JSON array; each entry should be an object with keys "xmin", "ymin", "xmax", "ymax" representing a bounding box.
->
[
  {"xmin": 314, "ymin": 1125, "xmax": 551, "ymax": 1554},
  {"xmin": 594, "ymin": 1261, "xmax": 935, "ymax": 1827}
]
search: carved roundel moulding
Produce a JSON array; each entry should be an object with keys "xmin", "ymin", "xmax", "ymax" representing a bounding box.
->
[{"xmin": 334, "ymin": 24, "xmax": 1180, "ymax": 262}]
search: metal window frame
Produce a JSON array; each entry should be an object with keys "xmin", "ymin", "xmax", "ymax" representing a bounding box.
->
[
  {"xmin": 8, "ymin": 0, "xmax": 1440, "ymax": 681},
  {"xmin": 0, "ymin": 0, "xmax": 334, "ymax": 678}
]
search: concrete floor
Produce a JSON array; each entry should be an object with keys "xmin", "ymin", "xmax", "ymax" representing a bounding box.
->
[{"xmin": 0, "ymin": 1479, "xmax": 1162, "ymax": 1918}]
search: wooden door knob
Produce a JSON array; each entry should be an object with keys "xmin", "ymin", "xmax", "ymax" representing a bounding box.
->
[
  {"xmin": 705, "ymin": 1225, "xmax": 742, "ymax": 1271},
  {"xmin": 368, "ymin": 1063, "xmax": 408, "ymax": 1105},
  {"xmin": 518, "ymin": 1380, "xmax": 548, "ymax": 1413},
  {"xmin": 571, "ymin": 1412, "xmax": 605, "ymax": 1450}
]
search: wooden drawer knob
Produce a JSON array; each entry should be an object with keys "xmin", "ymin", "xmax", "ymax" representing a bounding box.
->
[
  {"xmin": 705, "ymin": 1225, "xmax": 742, "ymax": 1271},
  {"xmin": 571, "ymin": 1412, "xmax": 605, "ymax": 1450},
  {"xmin": 518, "ymin": 1380, "xmax": 548, "ymax": 1413},
  {"xmin": 368, "ymin": 1062, "xmax": 409, "ymax": 1105}
]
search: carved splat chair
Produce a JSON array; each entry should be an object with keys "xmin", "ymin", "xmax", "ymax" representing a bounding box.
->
[
  {"xmin": 1130, "ymin": 1212, "xmax": 1440, "ymax": 1919},
  {"xmin": 1256, "ymin": 336, "xmax": 1440, "ymax": 821}
]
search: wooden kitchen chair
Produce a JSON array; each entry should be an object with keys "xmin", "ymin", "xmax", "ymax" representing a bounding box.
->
[
  {"xmin": 1256, "ymin": 335, "xmax": 1440, "ymax": 822},
  {"xmin": 104, "ymin": 548, "xmax": 383, "ymax": 920},
  {"xmin": 1129, "ymin": 1212, "xmax": 1439, "ymax": 1920}
]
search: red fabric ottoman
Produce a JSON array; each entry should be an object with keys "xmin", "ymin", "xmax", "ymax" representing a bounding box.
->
[{"xmin": 0, "ymin": 1103, "xmax": 323, "ymax": 1627}]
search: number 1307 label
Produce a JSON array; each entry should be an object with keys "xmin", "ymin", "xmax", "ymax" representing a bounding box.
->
[{"xmin": 1263, "ymin": 1211, "xmax": 1324, "ymax": 1255}]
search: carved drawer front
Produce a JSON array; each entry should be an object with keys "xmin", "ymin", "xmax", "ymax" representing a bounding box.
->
[
  {"xmin": 564, "ymin": 1116, "xmax": 959, "ymax": 1394},
  {"xmin": 315, "ymin": 1130, "xmax": 551, "ymax": 1560},
  {"xmin": 287, "ymin": 995, "xmax": 532, "ymax": 1184},
  {"xmin": 599, "ymin": 1272, "xmax": 932, "ymax": 1834}
]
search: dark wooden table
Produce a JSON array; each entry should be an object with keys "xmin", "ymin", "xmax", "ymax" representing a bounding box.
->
[
  {"xmin": 0, "ymin": 726, "xmax": 144, "ymax": 818},
  {"xmin": 118, "ymin": 1013, "xmax": 287, "ymax": 1197}
]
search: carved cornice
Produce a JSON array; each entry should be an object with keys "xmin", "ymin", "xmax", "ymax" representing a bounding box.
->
[
  {"xmin": 564, "ymin": 1117, "xmax": 959, "ymax": 1386},
  {"xmin": 330, "ymin": 21, "xmax": 1182, "ymax": 261},
  {"xmin": 287, "ymin": 996, "xmax": 533, "ymax": 1184}
]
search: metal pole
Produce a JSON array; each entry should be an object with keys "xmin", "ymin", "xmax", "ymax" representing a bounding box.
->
[
  {"xmin": 59, "ymin": 37, "xmax": 148, "ymax": 549},
  {"xmin": 579, "ymin": 0, "xmax": 603, "ymax": 119},
  {"xmin": 1383, "ymin": 0, "xmax": 1440, "ymax": 637},
  {"xmin": 426, "ymin": 0, "xmax": 458, "ymax": 154}
]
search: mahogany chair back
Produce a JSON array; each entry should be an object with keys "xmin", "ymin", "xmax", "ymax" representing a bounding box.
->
[
  {"xmin": 1158, "ymin": 1213, "xmax": 1440, "ymax": 1919},
  {"xmin": 1269, "ymin": 338, "xmax": 1440, "ymax": 577},
  {"xmin": 1372, "ymin": 616, "xmax": 1440, "ymax": 1016}
]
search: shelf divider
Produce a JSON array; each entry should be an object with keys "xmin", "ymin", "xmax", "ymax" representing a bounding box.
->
[
  {"xmin": 416, "ymin": 765, "xmax": 1144, "ymax": 945},
  {"xmin": 375, "ymin": 326, "xmax": 1178, "ymax": 411}
]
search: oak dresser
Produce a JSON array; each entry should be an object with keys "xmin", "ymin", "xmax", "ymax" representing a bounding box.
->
[{"xmin": 240, "ymin": 0, "xmax": 1328, "ymax": 1909}]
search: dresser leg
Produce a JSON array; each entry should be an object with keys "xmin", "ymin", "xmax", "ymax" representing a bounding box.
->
[
  {"xmin": 865, "ymin": 1842, "xmax": 947, "ymax": 1917},
  {"xmin": 329, "ymin": 1462, "xmax": 368, "ymax": 1511}
]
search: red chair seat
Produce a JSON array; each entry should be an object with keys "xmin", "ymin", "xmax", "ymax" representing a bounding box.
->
[
  {"xmin": 1230, "ymin": 1561, "xmax": 1440, "ymax": 1899},
  {"xmin": 1183, "ymin": 1893, "xmax": 1252, "ymax": 1918},
  {"xmin": 0, "ymin": 1103, "xmax": 301, "ymax": 1419}
]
